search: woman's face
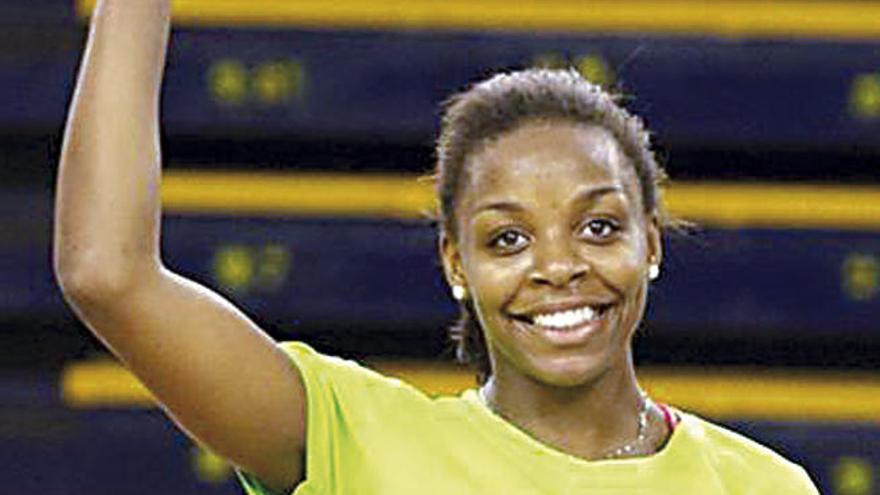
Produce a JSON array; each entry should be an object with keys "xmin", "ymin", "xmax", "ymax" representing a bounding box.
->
[{"xmin": 442, "ymin": 120, "xmax": 661, "ymax": 387}]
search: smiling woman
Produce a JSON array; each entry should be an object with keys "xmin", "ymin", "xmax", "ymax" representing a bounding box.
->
[
  {"xmin": 429, "ymin": 71, "xmax": 821, "ymax": 490},
  {"xmin": 432, "ymin": 69, "xmax": 808, "ymax": 471},
  {"xmin": 249, "ymin": 68, "xmax": 820, "ymax": 493},
  {"xmin": 435, "ymin": 70, "xmax": 669, "ymax": 392},
  {"xmin": 54, "ymin": 1, "xmax": 819, "ymax": 494}
]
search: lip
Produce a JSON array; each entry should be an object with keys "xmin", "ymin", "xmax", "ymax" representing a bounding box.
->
[
  {"xmin": 509, "ymin": 305, "xmax": 612, "ymax": 347},
  {"xmin": 510, "ymin": 298, "xmax": 615, "ymax": 319}
]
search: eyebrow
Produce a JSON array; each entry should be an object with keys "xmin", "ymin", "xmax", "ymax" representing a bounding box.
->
[{"xmin": 472, "ymin": 184, "xmax": 623, "ymax": 216}]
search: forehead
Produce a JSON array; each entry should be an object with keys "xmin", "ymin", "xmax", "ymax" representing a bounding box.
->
[{"xmin": 460, "ymin": 120, "xmax": 640, "ymax": 208}]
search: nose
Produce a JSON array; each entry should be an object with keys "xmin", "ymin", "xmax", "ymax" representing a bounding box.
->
[{"xmin": 528, "ymin": 238, "xmax": 590, "ymax": 288}]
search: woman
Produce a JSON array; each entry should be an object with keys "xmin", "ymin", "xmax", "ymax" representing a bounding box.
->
[{"xmin": 54, "ymin": 1, "xmax": 819, "ymax": 494}]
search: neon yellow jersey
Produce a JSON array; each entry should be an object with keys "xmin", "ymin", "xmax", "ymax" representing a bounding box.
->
[{"xmin": 238, "ymin": 342, "xmax": 819, "ymax": 495}]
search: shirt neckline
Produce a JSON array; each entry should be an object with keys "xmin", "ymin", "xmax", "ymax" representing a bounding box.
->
[{"xmin": 460, "ymin": 388, "xmax": 687, "ymax": 470}]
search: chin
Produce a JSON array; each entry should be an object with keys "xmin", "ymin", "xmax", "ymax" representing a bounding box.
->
[
  {"xmin": 529, "ymin": 353, "xmax": 611, "ymax": 388},
  {"xmin": 489, "ymin": 313, "xmax": 625, "ymax": 389}
]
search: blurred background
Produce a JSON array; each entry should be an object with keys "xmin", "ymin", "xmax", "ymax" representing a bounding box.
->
[{"xmin": 3, "ymin": 0, "xmax": 880, "ymax": 493}]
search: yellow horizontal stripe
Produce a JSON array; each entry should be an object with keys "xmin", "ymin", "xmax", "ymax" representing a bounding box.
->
[
  {"xmin": 62, "ymin": 359, "xmax": 880, "ymax": 421},
  {"xmin": 377, "ymin": 363, "xmax": 880, "ymax": 422},
  {"xmin": 77, "ymin": 0, "xmax": 880, "ymax": 40},
  {"xmin": 638, "ymin": 367, "xmax": 880, "ymax": 422},
  {"xmin": 162, "ymin": 171, "xmax": 435, "ymax": 218},
  {"xmin": 161, "ymin": 170, "xmax": 880, "ymax": 230},
  {"xmin": 663, "ymin": 182, "xmax": 880, "ymax": 230},
  {"xmin": 61, "ymin": 360, "xmax": 158, "ymax": 408}
]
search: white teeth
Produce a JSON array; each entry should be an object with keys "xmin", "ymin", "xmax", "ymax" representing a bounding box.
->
[{"xmin": 532, "ymin": 306, "xmax": 597, "ymax": 329}]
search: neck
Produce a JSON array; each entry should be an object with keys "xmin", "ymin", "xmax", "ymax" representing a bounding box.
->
[{"xmin": 482, "ymin": 353, "xmax": 648, "ymax": 460}]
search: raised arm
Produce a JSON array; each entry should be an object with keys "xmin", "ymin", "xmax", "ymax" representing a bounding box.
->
[{"xmin": 53, "ymin": 1, "xmax": 305, "ymax": 491}]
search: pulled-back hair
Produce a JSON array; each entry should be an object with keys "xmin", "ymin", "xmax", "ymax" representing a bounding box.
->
[{"xmin": 435, "ymin": 68, "xmax": 670, "ymax": 385}]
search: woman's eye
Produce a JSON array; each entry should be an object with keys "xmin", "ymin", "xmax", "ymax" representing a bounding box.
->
[
  {"xmin": 489, "ymin": 230, "xmax": 525, "ymax": 250},
  {"xmin": 580, "ymin": 219, "xmax": 620, "ymax": 240}
]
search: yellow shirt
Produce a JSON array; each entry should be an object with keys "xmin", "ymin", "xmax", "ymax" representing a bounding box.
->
[{"xmin": 238, "ymin": 342, "xmax": 819, "ymax": 495}]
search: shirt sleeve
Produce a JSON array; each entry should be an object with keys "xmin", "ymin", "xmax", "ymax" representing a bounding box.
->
[
  {"xmin": 785, "ymin": 466, "xmax": 821, "ymax": 495},
  {"xmin": 236, "ymin": 341, "xmax": 429, "ymax": 495}
]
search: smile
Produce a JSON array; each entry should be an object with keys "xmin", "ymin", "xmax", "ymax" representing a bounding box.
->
[
  {"xmin": 532, "ymin": 305, "xmax": 600, "ymax": 329},
  {"xmin": 510, "ymin": 304, "xmax": 613, "ymax": 345}
]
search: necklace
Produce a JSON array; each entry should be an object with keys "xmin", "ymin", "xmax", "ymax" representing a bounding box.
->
[
  {"xmin": 601, "ymin": 390, "xmax": 653, "ymax": 459},
  {"xmin": 477, "ymin": 385, "xmax": 654, "ymax": 460}
]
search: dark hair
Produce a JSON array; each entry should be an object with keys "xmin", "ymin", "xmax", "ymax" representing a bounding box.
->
[{"xmin": 435, "ymin": 68, "xmax": 671, "ymax": 385}]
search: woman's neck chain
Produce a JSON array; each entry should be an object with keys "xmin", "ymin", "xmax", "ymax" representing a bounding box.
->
[
  {"xmin": 477, "ymin": 385, "xmax": 655, "ymax": 460},
  {"xmin": 601, "ymin": 390, "xmax": 653, "ymax": 459}
]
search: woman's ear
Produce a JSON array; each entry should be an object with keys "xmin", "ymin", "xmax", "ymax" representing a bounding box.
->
[
  {"xmin": 647, "ymin": 213, "xmax": 663, "ymax": 269},
  {"xmin": 439, "ymin": 231, "xmax": 465, "ymax": 289}
]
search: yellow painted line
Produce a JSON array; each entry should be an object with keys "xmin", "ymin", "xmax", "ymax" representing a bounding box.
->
[
  {"xmin": 77, "ymin": 0, "xmax": 880, "ymax": 40},
  {"xmin": 663, "ymin": 182, "xmax": 880, "ymax": 230},
  {"xmin": 638, "ymin": 367, "xmax": 880, "ymax": 423},
  {"xmin": 61, "ymin": 360, "xmax": 158, "ymax": 408},
  {"xmin": 161, "ymin": 171, "xmax": 436, "ymax": 219},
  {"xmin": 62, "ymin": 358, "xmax": 880, "ymax": 422},
  {"xmin": 161, "ymin": 170, "xmax": 880, "ymax": 230}
]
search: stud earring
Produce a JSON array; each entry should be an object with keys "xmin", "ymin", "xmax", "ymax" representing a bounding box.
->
[
  {"xmin": 648, "ymin": 264, "xmax": 660, "ymax": 281},
  {"xmin": 451, "ymin": 285, "xmax": 467, "ymax": 301}
]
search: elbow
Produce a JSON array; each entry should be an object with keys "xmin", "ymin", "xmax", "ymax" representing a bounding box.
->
[{"xmin": 54, "ymin": 251, "xmax": 149, "ymax": 305}]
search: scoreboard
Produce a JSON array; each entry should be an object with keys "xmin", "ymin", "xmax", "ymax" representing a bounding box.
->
[
  {"xmin": 4, "ymin": 25, "xmax": 880, "ymax": 148},
  {"xmin": 160, "ymin": 29, "xmax": 880, "ymax": 148}
]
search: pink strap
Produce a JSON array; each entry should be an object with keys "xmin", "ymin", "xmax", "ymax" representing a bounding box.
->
[{"xmin": 656, "ymin": 403, "xmax": 679, "ymax": 432}]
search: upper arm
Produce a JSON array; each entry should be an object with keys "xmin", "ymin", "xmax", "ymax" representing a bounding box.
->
[{"xmin": 61, "ymin": 265, "xmax": 306, "ymax": 493}]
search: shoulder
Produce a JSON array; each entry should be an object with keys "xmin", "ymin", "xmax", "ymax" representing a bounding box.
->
[
  {"xmin": 679, "ymin": 411, "xmax": 790, "ymax": 462},
  {"xmin": 276, "ymin": 341, "xmax": 433, "ymax": 408},
  {"xmin": 259, "ymin": 342, "xmax": 453, "ymax": 493},
  {"xmin": 675, "ymin": 410, "xmax": 819, "ymax": 494}
]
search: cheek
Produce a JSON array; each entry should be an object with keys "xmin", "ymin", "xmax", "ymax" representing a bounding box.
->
[
  {"xmin": 595, "ymin": 241, "xmax": 650, "ymax": 337},
  {"xmin": 589, "ymin": 242, "xmax": 645, "ymax": 291},
  {"xmin": 465, "ymin": 254, "xmax": 529, "ymax": 316},
  {"xmin": 472, "ymin": 260, "xmax": 525, "ymax": 306}
]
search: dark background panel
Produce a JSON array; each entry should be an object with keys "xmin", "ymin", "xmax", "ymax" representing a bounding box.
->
[
  {"xmin": 4, "ymin": 26, "xmax": 880, "ymax": 146},
  {"xmin": 3, "ymin": 185, "xmax": 879, "ymax": 368},
  {"xmin": 3, "ymin": 1, "xmax": 880, "ymax": 493}
]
